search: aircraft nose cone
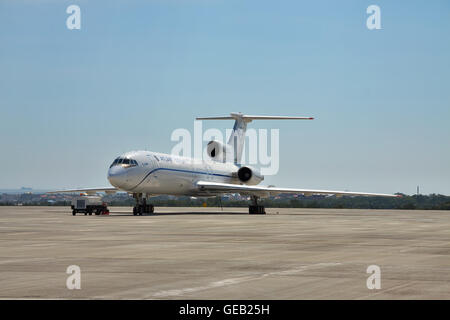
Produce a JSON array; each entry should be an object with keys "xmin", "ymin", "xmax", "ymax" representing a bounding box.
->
[{"xmin": 108, "ymin": 166, "xmax": 127, "ymax": 188}]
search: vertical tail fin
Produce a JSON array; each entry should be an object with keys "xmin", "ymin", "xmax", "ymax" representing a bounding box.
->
[
  {"xmin": 196, "ymin": 112, "xmax": 314, "ymax": 163},
  {"xmin": 227, "ymin": 113, "xmax": 248, "ymax": 163}
]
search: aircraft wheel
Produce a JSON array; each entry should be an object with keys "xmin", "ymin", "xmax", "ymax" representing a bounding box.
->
[{"xmin": 249, "ymin": 205, "xmax": 265, "ymax": 214}]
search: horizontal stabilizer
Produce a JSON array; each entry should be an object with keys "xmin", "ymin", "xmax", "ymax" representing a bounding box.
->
[{"xmin": 197, "ymin": 112, "xmax": 314, "ymax": 122}]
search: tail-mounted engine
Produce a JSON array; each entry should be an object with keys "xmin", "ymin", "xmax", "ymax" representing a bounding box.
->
[
  {"xmin": 207, "ymin": 140, "xmax": 232, "ymax": 162},
  {"xmin": 236, "ymin": 166, "xmax": 264, "ymax": 185}
]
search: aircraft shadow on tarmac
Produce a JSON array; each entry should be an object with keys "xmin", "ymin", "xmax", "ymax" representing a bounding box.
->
[
  {"xmin": 109, "ymin": 211, "xmax": 250, "ymax": 216},
  {"xmin": 93, "ymin": 210, "xmax": 372, "ymax": 217}
]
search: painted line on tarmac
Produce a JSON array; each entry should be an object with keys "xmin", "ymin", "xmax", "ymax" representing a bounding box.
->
[{"xmin": 151, "ymin": 262, "xmax": 342, "ymax": 298}]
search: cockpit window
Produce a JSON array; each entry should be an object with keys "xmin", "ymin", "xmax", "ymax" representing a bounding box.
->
[
  {"xmin": 110, "ymin": 158, "xmax": 119, "ymax": 168},
  {"xmin": 110, "ymin": 157, "xmax": 138, "ymax": 168}
]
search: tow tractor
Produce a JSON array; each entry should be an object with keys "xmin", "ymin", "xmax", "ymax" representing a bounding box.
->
[{"xmin": 71, "ymin": 194, "xmax": 109, "ymax": 216}]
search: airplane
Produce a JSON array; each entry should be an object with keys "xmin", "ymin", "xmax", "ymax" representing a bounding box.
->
[{"xmin": 49, "ymin": 112, "xmax": 399, "ymax": 215}]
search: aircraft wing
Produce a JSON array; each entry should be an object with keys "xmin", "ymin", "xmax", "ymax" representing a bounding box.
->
[
  {"xmin": 47, "ymin": 187, "xmax": 119, "ymax": 195},
  {"xmin": 196, "ymin": 181, "xmax": 400, "ymax": 198}
]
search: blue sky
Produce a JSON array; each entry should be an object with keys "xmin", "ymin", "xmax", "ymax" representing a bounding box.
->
[{"xmin": 1, "ymin": 0, "xmax": 449, "ymax": 194}]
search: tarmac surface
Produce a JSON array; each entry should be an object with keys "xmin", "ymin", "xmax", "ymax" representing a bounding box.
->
[{"xmin": 0, "ymin": 206, "xmax": 449, "ymax": 299}]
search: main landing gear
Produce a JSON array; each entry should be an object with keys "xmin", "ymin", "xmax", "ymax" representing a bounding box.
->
[
  {"xmin": 132, "ymin": 193, "xmax": 154, "ymax": 216},
  {"xmin": 249, "ymin": 196, "xmax": 266, "ymax": 214}
]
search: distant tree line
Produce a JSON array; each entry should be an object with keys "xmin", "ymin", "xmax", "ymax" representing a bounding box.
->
[
  {"xmin": 2, "ymin": 194, "xmax": 450, "ymax": 210},
  {"xmin": 106, "ymin": 194, "xmax": 450, "ymax": 210}
]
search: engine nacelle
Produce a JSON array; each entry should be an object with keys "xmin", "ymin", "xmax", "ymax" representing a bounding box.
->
[
  {"xmin": 236, "ymin": 166, "xmax": 264, "ymax": 185},
  {"xmin": 207, "ymin": 140, "xmax": 232, "ymax": 162}
]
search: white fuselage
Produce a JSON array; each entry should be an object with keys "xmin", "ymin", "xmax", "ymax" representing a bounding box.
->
[{"xmin": 107, "ymin": 151, "xmax": 242, "ymax": 196}]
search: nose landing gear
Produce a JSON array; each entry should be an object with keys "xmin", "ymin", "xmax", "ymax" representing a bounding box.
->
[
  {"xmin": 132, "ymin": 193, "xmax": 154, "ymax": 215},
  {"xmin": 133, "ymin": 204, "xmax": 154, "ymax": 215}
]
